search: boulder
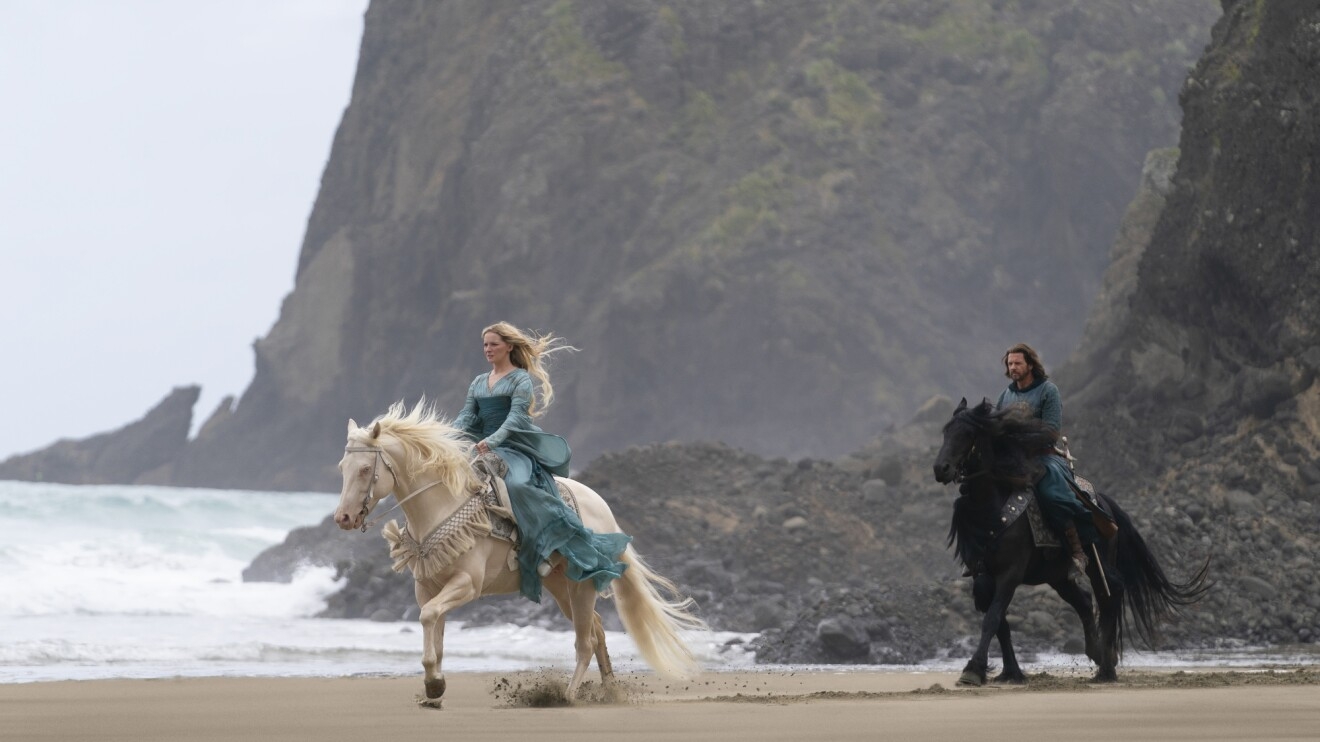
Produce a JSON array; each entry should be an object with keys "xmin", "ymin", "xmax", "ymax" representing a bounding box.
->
[{"xmin": 816, "ymin": 617, "xmax": 872, "ymax": 660}]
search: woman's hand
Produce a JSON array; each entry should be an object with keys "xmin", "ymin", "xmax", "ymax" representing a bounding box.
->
[{"xmin": 475, "ymin": 440, "xmax": 491, "ymax": 455}]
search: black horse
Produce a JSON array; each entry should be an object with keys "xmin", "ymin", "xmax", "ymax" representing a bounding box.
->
[{"xmin": 932, "ymin": 398, "xmax": 1209, "ymax": 686}]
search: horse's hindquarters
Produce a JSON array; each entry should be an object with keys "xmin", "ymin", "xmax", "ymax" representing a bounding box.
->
[{"xmin": 556, "ymin": 477, "xmax": 624, "ymax": 535}]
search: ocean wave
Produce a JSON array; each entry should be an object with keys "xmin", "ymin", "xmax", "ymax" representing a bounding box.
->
[
  {"xmin": 0, "ymin": 481, "xmax": 760, "ymax": 684},
  {"xmin": 0, "ymin": 481, "xmax": 339, "ymax": 619}
]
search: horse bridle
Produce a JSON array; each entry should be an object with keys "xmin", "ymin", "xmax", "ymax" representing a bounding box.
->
[
  {"xmin": 344, "ymin": 445, "xmax": 399, "ymax": 531},
  {"xmin": 343, "ymin": 444, "xmax": 448, "ymax": 532},
  {"xmin": 953, "ymin": 430, "xmax": 992, "ymax": 485}
]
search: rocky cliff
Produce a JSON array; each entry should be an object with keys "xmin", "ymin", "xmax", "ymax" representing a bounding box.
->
[
  {"xmin": 1, "ymin": 0, "xmax": 1217, "ymax": 489},
  {"xmin": 246, "ymin": 0, "xmax": 1320, "ymax": 663},
  {"xmin": 0, "ymin": 386, "xmax": 198, "ymax": 485},
  {"xmin": 766, "ymin": 0, "xmax": 1320, "ymax": 658},
  {"xmin": 1057, "ymin": 0, "xmax": 1320, "ymax": 649}
]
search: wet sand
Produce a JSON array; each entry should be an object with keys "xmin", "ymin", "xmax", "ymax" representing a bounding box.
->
[{"xmin": 2, "ymin": 667, "xmax": 1317, "ymax": 742}]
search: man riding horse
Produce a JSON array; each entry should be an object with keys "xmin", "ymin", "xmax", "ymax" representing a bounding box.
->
[{"xmin": 995, "ymin": 343, "xmax": 1097, "ymax": 579}]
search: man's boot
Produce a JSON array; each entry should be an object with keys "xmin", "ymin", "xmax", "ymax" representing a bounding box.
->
[{"xmin": 1064, "ymin": 525, "xmax": 1089, "ymax": 581}]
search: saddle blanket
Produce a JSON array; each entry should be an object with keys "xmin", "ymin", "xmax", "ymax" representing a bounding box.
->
[
  {"xmin": 1024, "ymin": 492, "xmax": 1061, "ymax": 549},
  {"xmin": 472, "ymin": 453, "xmax": 580, "ymax": 548}
]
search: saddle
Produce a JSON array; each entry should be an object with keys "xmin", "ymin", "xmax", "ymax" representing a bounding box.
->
[
  {"xmin": 994, "ymin": 474, "xmax": 1118, "ymax": 554},
  {"xmin": 997, "ymin": 487, "xmax": 1061, "ymax": 549},
  {"xmin": 1056, "ymin": 440, "xmax": 1120, "ymax": 541},
  {"xmin": 1069, "ymin": 474, "xmax": 1119, "ymax": 540},
  {"xmin": 471, "ymin": 452, "xmax": 581, "ymax": 569}
]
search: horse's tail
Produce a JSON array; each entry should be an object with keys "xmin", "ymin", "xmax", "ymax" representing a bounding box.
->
[
  {"xmin": 1107, "ymin": 494, "xmax": 1211, "ymax": 651},
  {"xmin": 613, "ymin": 545, "xmax": 707, "ymax": 679}
]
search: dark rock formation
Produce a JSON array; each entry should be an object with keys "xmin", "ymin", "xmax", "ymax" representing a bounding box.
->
[
  {"xmin": 768, "ymin": 0, "xmax": 1320, "ymax": 660},
  {"xmin": 5, "ymin": 0, "xmax": 1217, "ymax": 489},
  {"xmin": 254, "ymin": 0, "xmax": 1320, "ymax": 663},
  {"xmin": 0, "ymin": 386, "xmax": 198, "ymax": 485},
  {"xmin": 1055, "ymin": 0, "xmax": 1320, "ymax": 650},
  {"xmin": 241, "ymin": 515, "xmax": 382, "ymax": 583}
]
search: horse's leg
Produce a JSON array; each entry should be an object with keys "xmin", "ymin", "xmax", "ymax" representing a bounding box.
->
[
  {"xmin": 1092, "ymin": 561, "xmax": 1122, "ymax": 683},
  {"xmin": 961, "ymin": 572, "xmax": 1023, "ymax": 687},
  {"xmin": 417, "ymin": 572, "xmax": 478, "ymax": 699},
  {"xmin": 992, "ymin": 616, "xmax": 1026, "ymax": 684},
  {"xmin": 592, "ymin": 611, "xmax": 614, "ymax": 684},
  {"xmin": 544, "ymin": 573, "xmax": 611, "ymax": 689},
  {"xmin": 1049, "ymin": 576, "xmax": 1102, "ymax": 669},
  {"xmin": 961, "ymin": 527, "xmax": 1031, "ymax": 688},
  {"xmin": 414, "ymin": 581, "xmax": 442, "ymax": 696},
  {"xmin": 564, "ymin": 581, "xmax": 601, "ymax": 702}
]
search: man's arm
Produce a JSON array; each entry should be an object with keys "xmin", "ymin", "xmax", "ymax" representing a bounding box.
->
[{"xmin": 1041, "ymin": 382, "xmax": 1062, "ymax": 431}]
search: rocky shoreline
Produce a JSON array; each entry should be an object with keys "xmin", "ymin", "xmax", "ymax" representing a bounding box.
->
[{"xmin": 245, "ymin": 392, "xmax": 1320, "ymax": 665}]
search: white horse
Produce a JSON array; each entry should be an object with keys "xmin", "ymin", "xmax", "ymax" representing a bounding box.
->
[{"xmin": 333, "ymin": 401, "xmax": 705, "ymax": 701}]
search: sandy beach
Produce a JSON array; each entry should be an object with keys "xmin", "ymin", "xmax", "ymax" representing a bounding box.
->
[{"xmin": 3, "ymin": 667, "xmax": 1317, "ymax": 742}]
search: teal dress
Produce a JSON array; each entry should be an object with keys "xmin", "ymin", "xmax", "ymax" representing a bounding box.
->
[{"xmin": 453, "ymin": 369, "xmax": 631, "ymax": 602}]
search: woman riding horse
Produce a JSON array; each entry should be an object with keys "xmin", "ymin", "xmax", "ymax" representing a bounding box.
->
[{"xmin": 452, "ymin": 321, "xmax": 631, "ymax": 603}]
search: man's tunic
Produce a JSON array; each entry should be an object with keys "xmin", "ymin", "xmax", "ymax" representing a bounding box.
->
[
  {"xmin": 995, "ymin": 377, "xmax": 1095, "ymax": 542},
  {"xmin": 996, "ymin": 377, "xmax": 1062, "ymax": 431}
]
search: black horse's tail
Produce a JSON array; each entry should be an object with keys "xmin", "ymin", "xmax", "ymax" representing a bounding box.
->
[{"xmin": 1106, "ymin": 494, "xmax": 1211, "ymax": 651}]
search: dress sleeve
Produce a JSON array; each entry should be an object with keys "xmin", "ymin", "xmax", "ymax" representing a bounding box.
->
[
  {"xmin": 994, "ymin": 388, "xmax": 1008, "ymax": 410},
  {"xmin": 482, "ymin": 373, "xmax": 535, "ymax": 448},
  {"xmin": 1041, "ymin": 382, "xmax": 1063, "ymax": 431},
  {"xmin": 451, "ymin": 376, "xmax": 481, "ymax": 441}
]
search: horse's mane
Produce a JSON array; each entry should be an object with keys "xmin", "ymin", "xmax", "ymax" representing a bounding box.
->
[
  {"xmin": 946, "ymin": 399, "xmax": 1058, "ymax": 450},
  {"xmin": 947, "ymin": 400, "xmax": 1059, "ymax": 481},
  {"xmin": 350, "ymin": 398, "xmax": 480, "ymax": 496}
]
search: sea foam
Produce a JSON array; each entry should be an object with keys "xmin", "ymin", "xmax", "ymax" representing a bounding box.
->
[{"xmin": 0, "ymin": 480, "xmax": 753, "ymax": 683}]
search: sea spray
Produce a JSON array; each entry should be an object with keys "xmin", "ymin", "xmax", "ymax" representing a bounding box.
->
[{"xmin": 0, "ymin": 481, "xmax": 754, "ymax": 682}]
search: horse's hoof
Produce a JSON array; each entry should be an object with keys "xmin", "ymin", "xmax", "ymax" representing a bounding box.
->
[
  {"xmin": 957, "ymin": 670, "xmax": 985, "ymax": 687},
  {"xmin": 1092, "ymin": 669, "xmax": 1118, "ymax": 684},
  {"xmin": 425, "ymin": 677, "xmax": 447, "ymax": 699},
  {"xmin": 992, "ymin": 672, "xmax": 1026, "ymax": 685}
]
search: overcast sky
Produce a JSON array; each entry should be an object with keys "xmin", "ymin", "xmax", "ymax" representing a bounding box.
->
[{"xmin": 0, "ymin": 1, "xmax": 368, "ymax": 460}]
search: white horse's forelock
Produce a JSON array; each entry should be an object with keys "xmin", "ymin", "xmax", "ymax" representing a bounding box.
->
[{"xmin": 354, "ymin": 397, "xmax": 479, "ymax": 497}]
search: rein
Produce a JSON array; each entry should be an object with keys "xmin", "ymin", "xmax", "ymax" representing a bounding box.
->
[{"xmin": 345, "ymin": 445, "xmax": 446, "ymax": 532}]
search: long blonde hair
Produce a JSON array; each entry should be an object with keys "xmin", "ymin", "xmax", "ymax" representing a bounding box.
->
[{"xmin": 482, "ymin": 322, "xmax": 575, "ymax": 417}]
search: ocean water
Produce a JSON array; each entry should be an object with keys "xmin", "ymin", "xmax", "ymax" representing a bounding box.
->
[
  {"xmin": 0, "ymin": 481, "xmax": 753, "ymax": 683},
  {"xmin": 3, "ymin": 481, "xmax": 1309, "ymax": 685}
]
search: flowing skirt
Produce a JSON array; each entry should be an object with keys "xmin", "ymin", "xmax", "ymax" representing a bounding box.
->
[{"xmin": 495, "ymin": 446, "xmax": 631, "ymax": 602}]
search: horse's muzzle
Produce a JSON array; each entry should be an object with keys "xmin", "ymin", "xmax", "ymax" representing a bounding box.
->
[{"xmin": 933, "ymin": 462, "xmax": 955, "ymax": 484}]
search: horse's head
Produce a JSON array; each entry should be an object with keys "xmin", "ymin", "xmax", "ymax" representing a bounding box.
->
[
  {"xmin": 334, "ymin": 402, "xmax": 481, "ymax": 531},
  {"xmin": 932, "ymin": 397, "xmax": 995, "ymax": 484},
  {"xmin": 334, "ymin": 419, "xmax": 400, "ymax": 530}
]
